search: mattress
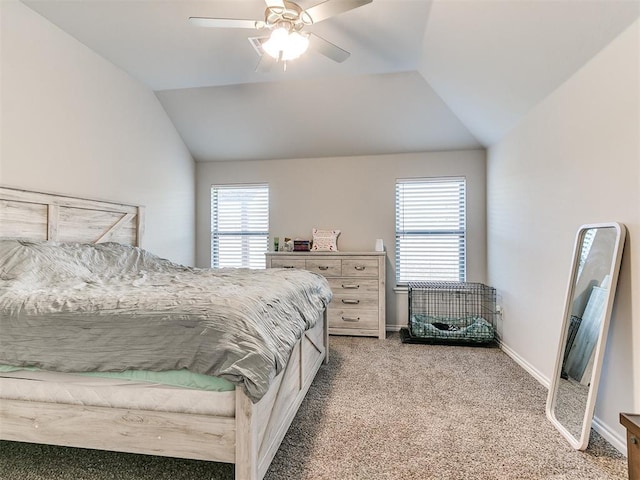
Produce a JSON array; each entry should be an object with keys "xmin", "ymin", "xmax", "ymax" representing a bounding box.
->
[
  {"xmin": 0, "ymin": 370, "xmax": 236, "ymax": 417},
  {"xmin": 0, "ymin": 240, "xmax": 333, "ymax": 402}
]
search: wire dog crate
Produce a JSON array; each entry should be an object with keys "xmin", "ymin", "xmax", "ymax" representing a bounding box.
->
[{"xmin": 400, "ymin": 282, "xmax": 497, "ymax": 346}]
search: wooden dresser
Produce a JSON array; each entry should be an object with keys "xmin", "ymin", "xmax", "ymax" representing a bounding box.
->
[
  {"xmin": 621, "ymin": 413, "xmax": 640, "ymax": 480},
  {"xmin": 266, "ymin": 251, "xmax": 386, "ymax": 339}
]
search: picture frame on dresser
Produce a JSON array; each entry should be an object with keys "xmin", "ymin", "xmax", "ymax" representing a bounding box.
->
[{"xmin": 266, "ymin": 251, "xmax": 386, "ymax": 339}]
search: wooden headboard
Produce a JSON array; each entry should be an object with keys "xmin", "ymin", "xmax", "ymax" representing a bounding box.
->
[{"xmin": 0, "ymin": 187, "xmax": 144, "ymax": 246}]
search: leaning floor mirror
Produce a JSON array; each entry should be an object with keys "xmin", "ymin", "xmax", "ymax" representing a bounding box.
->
[{"xmin": 546, "ymin": 222, "xmax": 627, "ymax": 450}]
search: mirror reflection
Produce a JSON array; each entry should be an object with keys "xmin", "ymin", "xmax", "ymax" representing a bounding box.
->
[{"xmin": 547, "ymin": 223, "xmax": 626, "ymax": 450}]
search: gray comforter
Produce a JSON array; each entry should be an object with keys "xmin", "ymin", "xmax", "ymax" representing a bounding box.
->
[{"xmin": 0, "ymin": 240, "xmax": 332, "ymax": 402}]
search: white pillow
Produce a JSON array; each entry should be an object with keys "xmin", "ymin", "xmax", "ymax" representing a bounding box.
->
[{"xmin": 311, "ymin": 228, "xmax": 340, "ymax": 251}]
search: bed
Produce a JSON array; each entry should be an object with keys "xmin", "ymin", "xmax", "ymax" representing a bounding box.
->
[{"xmin": 0, "ymin": 186, "xmax": 330, "ymax": 480}]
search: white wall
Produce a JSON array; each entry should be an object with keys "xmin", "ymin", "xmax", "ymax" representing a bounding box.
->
[
  {"xmin": 0, "ymin": 1, "xmax": 195, "ymax": 265},
  {"xmin": 196, "ymin": 150, "xmax": 487, "ymax": 329},
  {"xmin": 487, "ymin": 19, "xmax": 639, "ymax": 451}
]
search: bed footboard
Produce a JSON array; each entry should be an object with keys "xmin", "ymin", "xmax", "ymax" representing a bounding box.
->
[
  {"xmin": 0, "ymin": 309, "xmax": 327, "ymax": 480},
  {"xmin": 236, "ymin": 309, "xmax": 327, "ymax": 480}
]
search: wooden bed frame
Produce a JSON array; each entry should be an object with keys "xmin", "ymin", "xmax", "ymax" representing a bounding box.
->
[{"xmin": 0, "ymin": 186, "xmax": 329, "ymax": 480}]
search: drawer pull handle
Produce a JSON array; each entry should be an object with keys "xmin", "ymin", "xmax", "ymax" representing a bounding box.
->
[
  {"xmin": 632, "ymin": 436, "xmax": 638, "ymax": 445},
  {"xmin": 342, "ymin": 299, "xmax": 360, "ymax": 305},
  {"xmin": 342, "ymin": 284, "xmax": 360, "ymax": 289},
  {"xmin": 354, "ymin": 266, "xmax": 366, "ymax": 271},
  {"xmin": 283, "ymin": 266, "xmax": 296, "ymax": 269},
  {"xmin": 342, "ymin": 316, "xmax": 360, "ymax": 322},
  {"xmin": 318, "ymin": 266, "xmax": 329, "ymax": 271}
]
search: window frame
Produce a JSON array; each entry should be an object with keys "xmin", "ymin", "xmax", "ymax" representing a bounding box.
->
[
  {"xmin": 210, "ymin": 183, "xmax": 269, "ymax": 269},
  {"xmin": 395, "ymin": 176, "xmax": 467, "ymax": 285}
]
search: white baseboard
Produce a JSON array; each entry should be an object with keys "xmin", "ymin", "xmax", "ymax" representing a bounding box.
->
[
  {"xmin": 499, "ymin": 340, "xmax": 550, "ymax": 388},
  {"xmin": 593, "ymin": 416, "xmax": 626, "ymax": 455},
  {"xmin": 498, "ymin": 340, "xmax": 627, "ymax": 455}
]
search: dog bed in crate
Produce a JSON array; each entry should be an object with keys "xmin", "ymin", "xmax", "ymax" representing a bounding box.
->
[{"xmin": 408, "ymin": 314, "xmax": 494, "ymax": 343}]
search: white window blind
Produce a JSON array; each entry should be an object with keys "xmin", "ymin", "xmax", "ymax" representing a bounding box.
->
[
  {"xmin": 577, "ymin": 228, "xmax": 596, "ymax": 278},
  {"xmin": 395, "ymin": 177, "xmax": 466, "ymax": 284},
  {"xmin": 211, "ymin": 184, "xmax": 269, "ymax": 269}
]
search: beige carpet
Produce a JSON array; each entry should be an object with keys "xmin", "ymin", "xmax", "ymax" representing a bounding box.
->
[{"xmin": 0, "ymin": 334, "xmax": 627, "ymax": 480}]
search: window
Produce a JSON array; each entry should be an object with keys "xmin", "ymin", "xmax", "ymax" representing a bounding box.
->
[
  {"xmin": 577, "ymin": 228, "xmax": 596, "ymax": 278},
  {"xmin": 395, "ymin": 177, "xmax": 466, "ymax": 284},
  {"xmin": 211, "ymin": 184, "xmax": 269, "ymax": 269}
]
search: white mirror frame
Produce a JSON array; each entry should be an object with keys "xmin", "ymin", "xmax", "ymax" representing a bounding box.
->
[{"xmin": 546, "ymin": 222, "xmax": 626, "ymax": 450}]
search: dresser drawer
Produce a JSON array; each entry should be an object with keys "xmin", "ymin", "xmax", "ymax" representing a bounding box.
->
[
  {"xmin": 327, "ymin": 278, "xmax": 378, "ymax": 295},
  {"xmin": 270, "ymin": 258, "xmax": 306, "ymax": 269},
  {"xmin": 342, "ymin": 258, "xmax": 379, "ymax": 277},
  {"xmin": 330, "ymin": 293, "xmax": 379, "ymax": 309},
  {"xmin": 328, "ymin": 309, "xmax": 379, "ymax": 330},
  {"xmin": 305, "ymin": 259, "xmax": 342, "ymax": 277}
]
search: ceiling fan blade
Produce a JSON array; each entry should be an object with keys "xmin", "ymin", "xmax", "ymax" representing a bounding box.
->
[
  {"xmin": 264, "ymin": 0, "xmax": 285, "ymax": 7},
  {"xmin": 304, "ymin": 0, "xmax": 372, "ymax": 24},
  {"xmin": 308, "ymin": 33, "xmax": 350, "ymax": 63},
  {"xmin": 189, "ymin": 17, "xmax": 265, "ymax": 29}
]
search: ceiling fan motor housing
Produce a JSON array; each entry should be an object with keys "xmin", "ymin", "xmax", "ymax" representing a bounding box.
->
[{"xmin": 265, "ymin": 1, "xmax": 313, "ymax": 32}]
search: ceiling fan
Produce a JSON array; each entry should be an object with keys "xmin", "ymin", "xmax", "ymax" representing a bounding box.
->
[{"xmin": 189, "ymin": 0, "xmax": 373, "ymax": 71}]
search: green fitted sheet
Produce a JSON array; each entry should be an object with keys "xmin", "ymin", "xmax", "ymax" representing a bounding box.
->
[{"xmin": 0, "ymin": 365, "xmax": 235, "ymax": 392}]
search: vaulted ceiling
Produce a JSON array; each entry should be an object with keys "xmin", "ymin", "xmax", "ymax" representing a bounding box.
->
[{"xmin": 22, "ymin": 0, "xmax": 640, "ymax": 161}]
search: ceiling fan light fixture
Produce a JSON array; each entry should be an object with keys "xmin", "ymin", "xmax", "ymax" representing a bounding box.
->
[{"xmin": 262, "ymin": 27, "xmax": 309, "ymax": 61}]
